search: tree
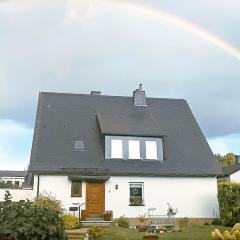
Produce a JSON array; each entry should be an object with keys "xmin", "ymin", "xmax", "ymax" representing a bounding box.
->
[{"xmin": 215, "ymin": 153, "xmax": 236, "ymax": 168}]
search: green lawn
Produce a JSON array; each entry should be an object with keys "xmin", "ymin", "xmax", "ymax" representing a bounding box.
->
[{"xmin": 99, "ymin": 225, "xmax": 230, "ymax": 240}]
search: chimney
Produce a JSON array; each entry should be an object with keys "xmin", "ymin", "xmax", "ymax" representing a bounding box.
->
[
  {"xmin": 133, "ymin": 84, "xmax": 147, "ymax": 106},
  {"xmin": 91, "ymin": 91, "xmax": 101, "ymax": 95}
]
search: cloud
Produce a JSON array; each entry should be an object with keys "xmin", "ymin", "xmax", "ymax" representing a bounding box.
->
[
  {"xmin": 208, "ymin": 134, "xmax": 240, "ymax": 155},
  {"xmin": 0, "ymin": 0, "xmax": 239, "ymax": 140},
  {"xmin": 0, "ymin": 119, "xmax": 33, "ymax": 170}
]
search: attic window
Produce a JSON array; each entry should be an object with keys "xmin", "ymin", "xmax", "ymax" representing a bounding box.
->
[
  {"xmin": 105, "ymin": 136, "xmax": 163, "ymax": 160},
  {"xmin": 74, "ymin": 141, "xmax": 85, "ymax": 151}
]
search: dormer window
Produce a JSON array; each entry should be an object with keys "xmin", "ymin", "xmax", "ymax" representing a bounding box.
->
[{"xmin": 105, "ymin": 136, "xmax": 163, "ymax": 160}]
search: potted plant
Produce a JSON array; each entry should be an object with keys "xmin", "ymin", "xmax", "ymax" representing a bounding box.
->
[
  {"xmin": 137, "ymin": 214, "xmax": 147, "ymax": 232},
  {"xmin": 130, "ymin": 197, "xmax": 143, "ymax": 206},
  {"xmin": 103, "ymin": 210, "xmax": 113, "ymax": 221}
]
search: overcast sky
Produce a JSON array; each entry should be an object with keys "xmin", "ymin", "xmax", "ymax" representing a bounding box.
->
[{"xmin": 0, "ymin": 0, "xmax": 240, "ymax": 170}]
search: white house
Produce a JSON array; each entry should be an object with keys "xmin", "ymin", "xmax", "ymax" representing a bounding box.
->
[
  {"xmin": 28, "ymin": 85, "xmax": 222, "ymax": 221},
  {"xmin": 0, "ymin": 171, "xmax": 34, "ymax": 202},
  {"xmin": 0, "ymin": 171, "xmax": 27, "ymax": 188},
  {"xmin": 220, "ymin": 156, "xmax": 240, "ymax": 183}
]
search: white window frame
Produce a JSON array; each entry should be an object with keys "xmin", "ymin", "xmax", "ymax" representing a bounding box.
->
[{"xmin": 129, "ymin": 182, "xmax": 144, "ymax": 206}]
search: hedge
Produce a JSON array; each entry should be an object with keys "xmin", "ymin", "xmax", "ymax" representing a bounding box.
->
[{"xmin": 218, "ymin": 182, "xmax": 240, "ymax": 226}]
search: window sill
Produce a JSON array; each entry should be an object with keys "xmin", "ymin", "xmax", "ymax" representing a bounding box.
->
[{"xmin": 129, "ymin": 204, "xmax": 145, "ymax": 206}]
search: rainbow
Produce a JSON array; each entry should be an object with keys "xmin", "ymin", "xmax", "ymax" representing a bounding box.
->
[{"xmin": 107, "ymin": 0, "xmax": 240, "ymax": 61}]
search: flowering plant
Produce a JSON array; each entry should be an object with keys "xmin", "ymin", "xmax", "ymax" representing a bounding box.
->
[
  {"xmin": 167, "ymin": 202, "xmax": 178, "ymax": 217},
  {"xmin": 103, "ymin": 210, "xmax": 113, "ymax": 221}
]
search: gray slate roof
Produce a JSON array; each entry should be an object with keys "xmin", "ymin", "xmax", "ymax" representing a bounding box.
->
[
  {"xmin": 29, "ymin": 92, "xmax": 222, "ymax": 177},
  {"xmin": 97, "ymin": 111, "xmax": 167, "ymax": 137},
  {"xmin": 0, "ymin": 171, "xmax": 27, "ymax": 178},
  {"xmin": 222, "ymin": 164, "xmax": 240, "ymax": 176}
]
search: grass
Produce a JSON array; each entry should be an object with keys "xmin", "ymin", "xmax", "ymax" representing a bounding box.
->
[{"xmin": 98, "ymin": 225, "xmax": 231, "ymax": 240}]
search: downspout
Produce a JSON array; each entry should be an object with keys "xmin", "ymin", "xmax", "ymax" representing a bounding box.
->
[{"xmin": 36, "ymin": 174, "xmax": 40, "ymax": 198}]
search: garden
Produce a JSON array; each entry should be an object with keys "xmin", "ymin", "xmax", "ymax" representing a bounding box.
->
[{"xmin": 0, "ymin": 182, "xmax": 240, "ymax": 240}]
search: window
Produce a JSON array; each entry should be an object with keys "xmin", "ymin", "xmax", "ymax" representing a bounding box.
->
[
  {"xmin": 15, "ymin": 181, "xmax": 20, "ymax": 187},
  {"xmin": 129, "ymin": 182, "xmax": 144, "ymax": 206},
  {"xmin": 128, "ymin": 140, "xmax": 140, "ymax": 159},
  {"xmin": 111, "ymin": 139, "xmax": 123, "ymax": 158},
  {"xmin": 146, "ymin": 141, "xmax": 157, "ymax": 159},
  {"xmin": 74, "ymin": 141, "xmax": 85, "ymax": 151},
  {"xmin": 105, "ymin": 136, "xmax": 163, "ymax": 160},
  {"xmin": 71, "ymin": 181, "xmax": 82, "ymax": 197}
]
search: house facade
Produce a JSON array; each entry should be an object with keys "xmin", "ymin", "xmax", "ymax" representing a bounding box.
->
[{"xmin": 29, "ymin": 86, "xmax": 222, "ymax": 220}]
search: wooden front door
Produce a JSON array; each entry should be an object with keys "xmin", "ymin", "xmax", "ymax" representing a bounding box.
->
[{"xmin": 86, "ymin": 182, "xmax": 105, "ymax": 217}]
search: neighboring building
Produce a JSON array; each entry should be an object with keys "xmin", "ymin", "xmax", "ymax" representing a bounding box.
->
[
  {"xmin": 0, "ymin": 170, "xmax": 27, "ymax": 188},
  {"xmin": 28, "ymin": 85, "xmax": 222, "ymax": 220},
  {"xmin": 220, "ymin": 156, "xmax": 240, "ymax": 183}
]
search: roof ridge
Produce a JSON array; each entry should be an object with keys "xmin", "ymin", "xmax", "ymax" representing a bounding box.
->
[{"xmin": 39, "ymin": 91, "xmax": 186, "ymax": 101}]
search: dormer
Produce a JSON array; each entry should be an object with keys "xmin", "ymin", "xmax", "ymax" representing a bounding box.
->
[{"xmin": 96, "ymin": 85, "xmax": 167, "ymax": 161}]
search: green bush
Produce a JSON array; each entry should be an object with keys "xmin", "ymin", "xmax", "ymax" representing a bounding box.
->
[
  {"xmin": 87, "ymin": 226, "xmax": 102, "ymax": 240},
  {"xmin": 63, "ymin": 214, "xmax": 80, "ymax": 230},
  {"xmin": 218, "ymin": 182, "xmax": 240, "ymax": 226},
  {"xmin": 117, "ymin": 215, "xmax": 129, "ymax": 228},
  {"xmin": 178, "ymin": 217, "xmax": 190, "ymax": 231},
  {"xmin": 0, "ymin": 191, "xmax": 66, "ymax": 240},
  {"xmin": 35, "ymin": 192, "xmax": 64, "ymax": 215}
]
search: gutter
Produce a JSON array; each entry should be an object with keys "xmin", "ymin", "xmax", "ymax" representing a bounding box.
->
[{"xmin": 36, "ymin": 174, "xmax": 40, "ymax": 198}]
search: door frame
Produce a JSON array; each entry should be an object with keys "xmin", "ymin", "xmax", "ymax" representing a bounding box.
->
[{"xmin": 85, "ymin": 181, "xmax": 105, "ymax": 217}]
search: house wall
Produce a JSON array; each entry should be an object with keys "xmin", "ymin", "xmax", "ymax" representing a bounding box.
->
[
  {"xmin": 0, "ymin": 189, "xmax": 34, "ymax": 202},
  {"xmin": 105, "ymin": 176, "xmax": 219, "ymax": 218},
  {"xmin": 33, "ymin": 175, "xmax": 219, "ymax": 219},
  {"xmin": 33, "ymin": 175, "xmax": 87, "ymax": 213},
  {"xmin": 230, "ymin": 170, "xmax": 240, "ymax": 183}
]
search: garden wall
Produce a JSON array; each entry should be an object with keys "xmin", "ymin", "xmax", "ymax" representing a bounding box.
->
[{"xmin": 0, "ymin": 188, "xmax": 34, "ymax": 202}]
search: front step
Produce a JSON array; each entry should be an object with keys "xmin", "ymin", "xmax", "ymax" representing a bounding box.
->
[
  {"xmin": 81, "ymin": 220, "xmax": 114, "ymax": 227},
  {"xmin": 65, "ymin": 228, "xmax": 88, "ymax": 240},
  {"xmin": 86, "ymin": 217, "xmax": 104, "ymax": 221}
]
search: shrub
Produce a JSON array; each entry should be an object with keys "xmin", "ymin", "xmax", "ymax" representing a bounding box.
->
[
  {"xmin": 212, "ymin": 218, "xmax": 222, "ymax": 226},
  {"xmin": 218, "ymin": 182, "xmax": 240, "ymax": 226},
  {"xmin": 178, "ymin": 217, "xmax": 190, "ymax": 231},
  {"xmin": 87, "ymin": 226, "xmax": 102, "ymax": 239},
  {"xmin": 63, "ymin": 214, "xmax": 80, "ymax": 230},
  {"xmin": 117, "ymin": 215, "xmax": 129, "ymax": 228},
  {"xmin": 35, "ymin": 191, "xmax": 64, "ymax": 215},
  {"xmin": 166, "ymin": 202, "xmax": 178, "ymax": 217},
  {"xmin": 0, "ymin": 191, "xmax": 66, "ymax": 240},
  {"xmin": 211, "ymin": 223, "xmax": 240, "ymax": 240}
]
